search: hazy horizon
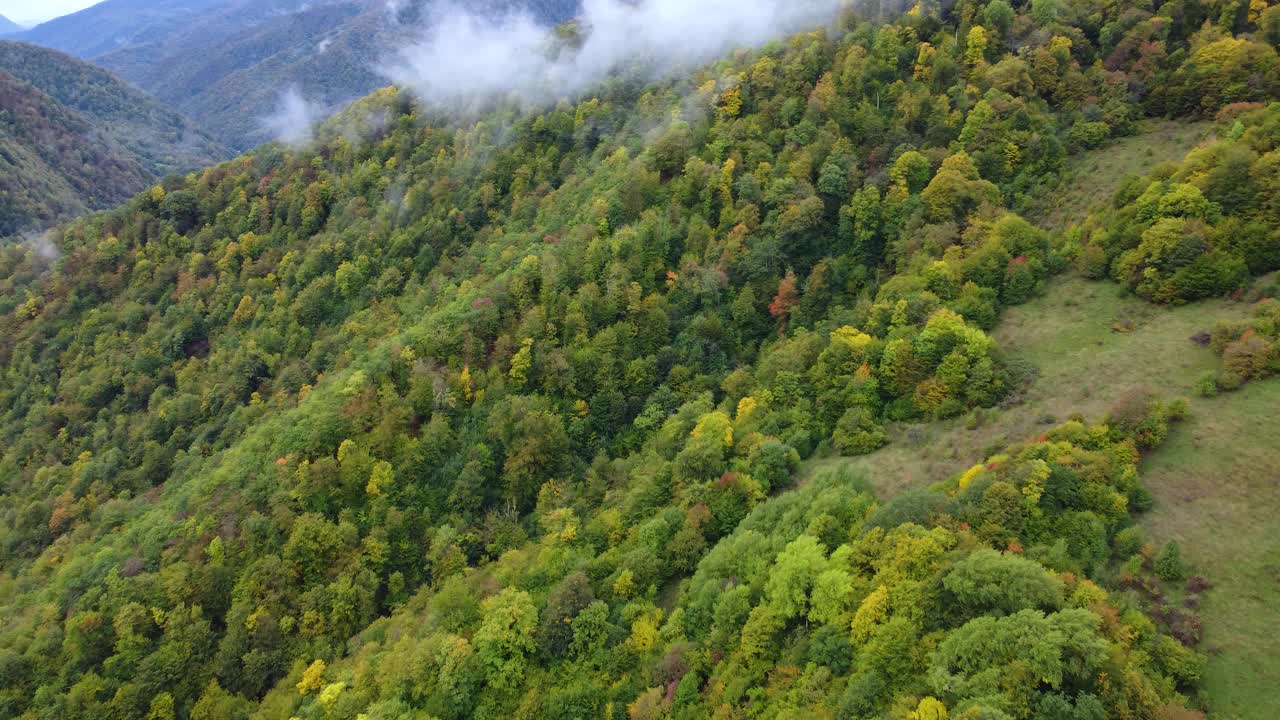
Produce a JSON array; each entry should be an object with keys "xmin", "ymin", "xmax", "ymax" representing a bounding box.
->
[{"xmin": 0, "ymin": 0, "xmax": 102, "ymax": 26}]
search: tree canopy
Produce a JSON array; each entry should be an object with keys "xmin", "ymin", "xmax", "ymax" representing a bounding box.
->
[{"xmin": 1, "ymin": 0, "xmax": 1265, "ymax": 717}]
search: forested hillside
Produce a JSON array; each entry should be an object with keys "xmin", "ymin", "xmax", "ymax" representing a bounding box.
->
[
  {"xmin": 0, "ymin": 41, "xmax": 227, "ymax": 235},
  {"xmin": 16, "ymin": 0, "xmax": 581, "ymax": 149},
  {"xmin": 0, "ymin": 70, "xmax": 150, "ymax": 236},
  {"xmin": 1, "ymin": 1, "xmax": 1278, "ymax": 719}
]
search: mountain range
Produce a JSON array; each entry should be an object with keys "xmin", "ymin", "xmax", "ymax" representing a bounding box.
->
[
  {"xmin": 0, "ymin": 13, "xmax": 20, "ymax": 35},
  {"xmin": 0, "ymin": 40, "xmax": 227, "ymax": 235},
  {"xmin": 15, "ymin": 0, "xmax": 581, "ymax": 149}
]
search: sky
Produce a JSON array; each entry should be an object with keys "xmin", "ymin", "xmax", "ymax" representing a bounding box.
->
[{"xmin": 0, "ymin": 0, "xmax": 102, "ymax": 26}]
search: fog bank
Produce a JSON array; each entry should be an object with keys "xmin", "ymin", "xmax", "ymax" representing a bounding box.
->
[{"xmin": 384, "ymin": 0, "xmax": 848, "ymax": 107}]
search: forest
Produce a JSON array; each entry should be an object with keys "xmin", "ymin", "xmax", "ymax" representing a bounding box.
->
[
  {"xmin": 0, "ymin": 40, "xmax": 227, "ymax": 234},
  {"xmin": 1, "ymin": 0, "xmax": 1279, "ymax": 718}
]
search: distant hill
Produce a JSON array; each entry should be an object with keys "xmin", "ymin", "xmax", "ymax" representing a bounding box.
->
[
  {"xmin": 0, "ymin": 14, "xmax": 21, "ymax": 35},
  {"xmin": 18, "ymin": 0, "xmax": 234, "ymax": 59},
  {"xmin": 17, "ymin": 0, "xmax": 581, "ymax": 150},
  {"xmin": 99, "ymin": 0, "xmax": 395, "ymax": 150},
  {"xmin": 0, "ymin": 71, "xmax": 146, "ymax": 236},
  {"xmin": 0, "ymin": 41, "xmax": 228, "ymax": 235}
]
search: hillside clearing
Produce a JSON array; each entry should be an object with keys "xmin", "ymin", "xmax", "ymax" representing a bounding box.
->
[
  {"xmin": 1024, "ymin": 119, "xmax": 1213, "ymax": 230},
  {"xmin": 805, "ymin": 274, "xmax": 1251, "ymax": 495}
]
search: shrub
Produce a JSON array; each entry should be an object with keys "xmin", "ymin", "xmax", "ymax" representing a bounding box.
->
[
  {"xmin": 833, "ymin": 407, "xmax": 888, "ymax": 456},
  {"xmin": 1105, "ymin": 386, "xmax": 1155, "ymax": 424},
  {"xmin": 1215, "ymin": 368, "xmax": 1244, "ymax": 392},
  {"xmin": 1221, "ymin": 331, "xmax": 1273, "ymax": 380},
  {"xmin": 1113, "ymin": 526, "xmax": 1145, "ymax": 558},
  {"xmin": 1002, "ymin": 256, "xmax": 1038, "ymax": 305},
  {"xmin": 1163, "ymin": 251, "xmax": 1249, "ymax": 302},
  {"xmin": 1077, "ymin": 244, "xmax": 1109, "ymax": 279},
  {"xmin": 865, "ymin": 488, "xmax": 948, "ymax": 530},
  {"xmin": 1194, "ymin": 371, "xmax": 1219, "ymax": 397},
  {"xmin": 1155, "ymin": 541, "xmax": 1187, "ymax": 582},
  {"xmin": 1124, "ymin": 553, "xmax": 1145, "ymax": 580},
  {"xmin": 1068, "ymin": 121, "xmax": 1110, "ymax": 150}
]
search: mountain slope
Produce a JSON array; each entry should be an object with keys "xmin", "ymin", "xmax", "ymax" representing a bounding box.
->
[
  {"xmin": 1, "ymin": 2, "xmax": 1277, "ymax": 719},
  {"xmin": 0, "ymin": 14, "xmax": 20, "ymax": 35},
  {"xmin": 0, "ymin": 71, "xmax": 148, "ymax": 235},
  {"xmin": 99, "ymin": 1, "xmax": 401, "ymax": 150},
  {"xmin": 19, "ymin": 0, "xmax": 581, "ymax": 149},
  {"xmin": 0, "ymin": 41, "xmax": 227, "ymax": 234}
]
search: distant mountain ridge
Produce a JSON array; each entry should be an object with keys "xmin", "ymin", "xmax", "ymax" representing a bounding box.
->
[
  {"xmin": 0, "ymin": 13, "xmax": 21, "ymax": 35},
  {"xmin": 0, "ymin": 41, "xmax": 228, "ymax": 235},
  {"xmin": 16, "ymin": 0, "xmax": 581, "ymax": 149},
  {"xmin": 19, "ymin": 0, "xmax": 240, "ymax": 59}
]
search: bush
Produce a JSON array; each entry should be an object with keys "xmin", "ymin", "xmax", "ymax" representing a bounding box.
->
[
  {"xmin": 865, "ymin": 488, "xmax": 948, "ymax": 530},
  {"xmin": 1163, "ymin": 251, "xmax": 1249, "ymax": 302},
  {"xmin": 1222, "ymin": 332, "xmax": 1274, "ymax": 381},
  {"xmin": 1113, "ymin": 526, "xmax": 1145, "ymax": 558},
  {"xmin": 1215, "ymin": 368, "xmax": 1244, "ymax": 392},
  {"xmin": 1077, "ymin": 244, "xmax": 1109, "ymax": 279},
  {"xmin": 1106, "ymin": 386, "xmax": 1157, "ymax": 433},
  {"xmin": 1002, "ymin": 257, "xmax": 1039, "ymax": 305}
]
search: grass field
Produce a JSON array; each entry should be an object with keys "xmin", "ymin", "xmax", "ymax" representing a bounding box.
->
[
  {"xmin": 1024, "ymin": 119, "xmax": 1213, "ymax": 230},
  {"xmin": 801, "ymin": 121, "xmax": 1276, "ymax": 718},
  {"xmin": 1018, "ymin": 120, "xmax": 1277, "ymax": 719},
  {"xmin": 807, "ymin": 118, "xmax": 1219, "ymax": 492},
  {"xmin": 1140, "ymin": 381, "xmax": 1280, "ymax": 719}
]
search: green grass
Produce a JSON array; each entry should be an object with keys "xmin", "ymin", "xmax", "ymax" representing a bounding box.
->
[
  {"xmin": 1139, "ymin": 381, "xmax": 1280, "ymax": 720},
  {"xmin": 1025, "ymin": 119, "xmax": 1213, "ymax": 230}
]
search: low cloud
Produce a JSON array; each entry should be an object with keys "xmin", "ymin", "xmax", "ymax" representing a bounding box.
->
[
  {"xmin": 261, "ymin": 87, "xmax": 326, "ymax": 146},
  {"xmin": 383, "ymin": 0, "xmax": 849, "ymax": 108},
  {"xmin": 17, "ymin": 230, "xmax": 60, "ymax": 264},
  {"xmin": 32, "ymin": 232, "xmax": 58, "ymax": 261}
]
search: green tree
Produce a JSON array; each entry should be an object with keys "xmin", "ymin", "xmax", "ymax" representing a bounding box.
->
[
  {"xmin": 929, "ymin": 609, "xmax": 1109, "ymax": 706},
  {"xmin": 1155, "ymin": 541, "xmax": 1188, "ymax": 582},
  {"xmin": 765, "ymin": 534, "xmax": 829, "ymax": 619},
  {"xmin": 943, "ymin": 549, "xmax": 1065, "ymax": 616},
  {"xmin": 474, "ymin": 588, "xmax": 538, "ymax": 690}
]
